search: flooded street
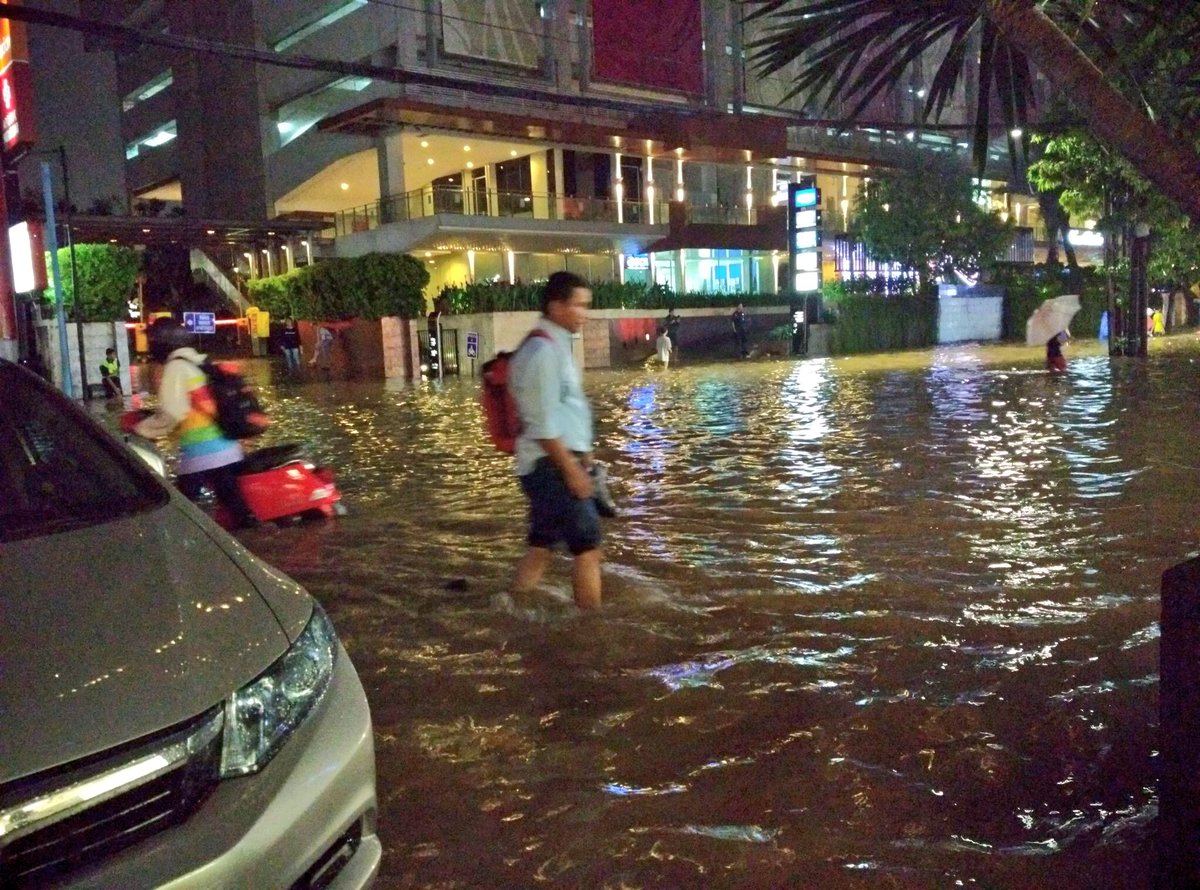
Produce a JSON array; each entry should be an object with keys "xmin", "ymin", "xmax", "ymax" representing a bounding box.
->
[{"xmin": 193, "ymin": 337, "xmax": 1197, "ymax": 887}]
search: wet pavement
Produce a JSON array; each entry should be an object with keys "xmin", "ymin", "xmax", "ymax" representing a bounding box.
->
[{"xmin": 110, "ymin": 335, "xmax": 1198, "ymax": 887}]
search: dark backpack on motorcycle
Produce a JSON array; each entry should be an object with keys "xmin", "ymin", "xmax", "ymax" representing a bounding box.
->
[{"xmin": 191, "ymin": 359, "xmax": 270, "ymax": 439}]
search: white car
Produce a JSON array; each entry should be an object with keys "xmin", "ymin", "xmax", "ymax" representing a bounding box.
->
[{"xmin": 0, "ymin": 359, "xmax": 380, "ymax": 889}]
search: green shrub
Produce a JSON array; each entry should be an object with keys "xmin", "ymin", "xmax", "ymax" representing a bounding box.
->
[
  {"xmin": 992, "ymin": 264, "xmax": 1116, "ymax": 341},
  {"xmin": 437, "ymin": 280, "xmax": 785, "ymax": 313},
  {"xmin": 40, "ymin": 243, "xmax": 140, "ymax": 322},
  {"xmin": 827, "ymin": 291, "xmax": 938, "ymax": 354},
  {"xmin": 246, "ymin": 253, "xmax": 429, "ymax": 320}
]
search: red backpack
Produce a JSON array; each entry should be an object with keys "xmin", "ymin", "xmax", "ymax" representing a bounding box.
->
[{"xmin": 480, "ymin": 329, "xmax": 551, "ymax": 454}]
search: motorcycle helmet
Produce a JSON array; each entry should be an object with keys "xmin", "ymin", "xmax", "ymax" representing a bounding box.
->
[{"xmin": 146, "ymin": 317, "xmax": 191, "ymax": 363}]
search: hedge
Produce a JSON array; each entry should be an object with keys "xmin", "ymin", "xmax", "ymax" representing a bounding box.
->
[
  {"xmin": 437, "ymin": 280, "xmax": 785, "ymax": 313},
  {"xmin": 246, "ymin": 252, "xmax": 429, "ymax": 320},
  {"xmin": 40, "ymin": 243, "xmax": 140, "ymax": 322}
]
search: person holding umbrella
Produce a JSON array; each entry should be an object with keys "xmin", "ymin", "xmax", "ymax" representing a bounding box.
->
[
  {"xmin": 1027, "ymin": 294, "xmax": 1082, "ymax": 373},
  {"xmin": 1046, "ymin": 331, "xmax": 1069, "ymax": 373}
]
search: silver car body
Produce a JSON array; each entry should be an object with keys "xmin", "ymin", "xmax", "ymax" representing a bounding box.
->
[{"xmin": 0, "ymin": 361, "xmax": 379, "ymax": 889}]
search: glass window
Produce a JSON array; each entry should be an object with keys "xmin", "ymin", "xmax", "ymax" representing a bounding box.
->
[
  {"xmin": 272, "ymin": 0, "xmax": 367, "ymax": 52},
  {"xmin": 0, "ymin": 365, "xmax": 168, "ymax": 542},
  {"xmin": 125, "ymin": 120, "xmax": 177, "ymax": 160},
  {"xmin": 276, "ymin": 76, "xmax": 373, "ymax": 147},
  {"xmin": 121, "ymin": 70, "xmax": 173, "ymax": 112}
]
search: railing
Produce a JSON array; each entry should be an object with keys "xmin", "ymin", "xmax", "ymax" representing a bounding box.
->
[{"xmin": 334, "ymin": 185, "xmax": 670, "ymax": 236}]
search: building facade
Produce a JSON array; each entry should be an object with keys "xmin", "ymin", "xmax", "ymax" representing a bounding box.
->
[{"xmin": 87, "ymin": 0, "xmax": 1038, "ymax": 298}]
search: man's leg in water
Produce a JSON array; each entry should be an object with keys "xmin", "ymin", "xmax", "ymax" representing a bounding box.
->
[
  {"xmin": 513, "ymin": 546, "xmax": 550, "ymax": 593},
  {"xmin": 571, "ymin": 548, "xmax": 602, "ymax": 609}
]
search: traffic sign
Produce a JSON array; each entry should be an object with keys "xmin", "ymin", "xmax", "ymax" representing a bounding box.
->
[
  {"xmin": 466, "ymin": 331, "xmax": 479, "ymax": 359},
  {"xmin": 183, "ymin": 311, "xmax": 216, "ymax": 334}
]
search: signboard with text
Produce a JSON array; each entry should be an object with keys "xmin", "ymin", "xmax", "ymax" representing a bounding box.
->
[
  {"xmin": 183, "ymin": 311, "xmax": 216, "ymax": 334},
  {"xmin": 0, "ymin": 0, "xmax": 34, "ymax": 158},
  {"xmin": 465, "ymin": 331, "xmax": 479, "ymax": 359}
]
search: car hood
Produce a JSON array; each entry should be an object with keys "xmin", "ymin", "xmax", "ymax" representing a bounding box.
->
[{"xmin": 0, "ymin": 499, "xmax": 303, "ymax": 783}]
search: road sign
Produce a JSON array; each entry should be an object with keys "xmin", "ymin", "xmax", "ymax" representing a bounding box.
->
[
  {"xmin": 183, "ymin": 311, "xmax": 216, "ymax": 334},
  {"xmin": 466, "ymin": 331, "xmax": 479, "ymax": 359}
]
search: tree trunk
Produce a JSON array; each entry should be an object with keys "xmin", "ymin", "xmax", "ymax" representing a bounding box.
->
[{"xmin": 987, "ymin": 0, "xmax": 1200, "ymax": 226}]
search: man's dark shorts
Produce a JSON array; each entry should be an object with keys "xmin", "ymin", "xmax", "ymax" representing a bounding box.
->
[{"xmin": 520, "ymin": 457, "xmax": 602, "ymax": 555}]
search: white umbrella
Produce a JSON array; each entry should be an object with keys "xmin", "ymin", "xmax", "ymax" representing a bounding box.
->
[{"xmin": 1026, "ymin": 294, "xmax": 1082, "ymax": 347}]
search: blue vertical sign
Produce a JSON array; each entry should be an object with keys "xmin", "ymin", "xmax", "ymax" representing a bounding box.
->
[{"xmin": 788, "ymin": 178, "xmax": 822, "ymax": 297}]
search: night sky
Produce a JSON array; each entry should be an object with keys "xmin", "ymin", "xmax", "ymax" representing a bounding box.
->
[{"xmin": 15, "ymin": 0, "xmax": 125, "ymax": 211}]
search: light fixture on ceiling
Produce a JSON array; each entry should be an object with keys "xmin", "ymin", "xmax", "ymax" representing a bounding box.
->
[
  {"xmin": 463, "ymin": 145, "xmax": 471, "ymax": 152},
  {"xmin": 427, "ymin": 158, "xmax": 434, "ymax": 165},
  {"xmin": 206, "ymin": 229, "xmax": 215, "ymax": 235},
  {"xmin": 510, "ymin": 150, "xmax": 518, "ymax": 157},
  {"xmin": 420, "ymin": 139, "xmax": 429, "ymax": 148},
  {"xmin": 466, "ymin": 161, "xmax": 474, "ymax": 169},
  {"xmin": 340, "ymin": 182, "xmax": 349, "ymax": 190}
]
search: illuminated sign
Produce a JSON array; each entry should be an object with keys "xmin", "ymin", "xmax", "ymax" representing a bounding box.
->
[
  {"xmin": 8, "ymin": 221, "xmax": 32, "ymax": 292},
  {"xmin": 787, "ymin": 177, "xmax": 823, "ymax": 295},
  {"xmin": 625, "ymin": 254, "xmax": 650, "ymax": 271},
  {"xmin": 183, "ymin": 311, "xmax": 216, "ymax": 334},
  {"xmin": 0, "ymin": 1, "xmax": 32, "ymax": 157},
  {"xmin": 792, "ymin": 187, "xmax": 818, "ymax": 208},
  {"xmin": 1067, "ymin": 228, "xmax": 1104, "ymax": 247},
  {"xmin": 794, "ymin": 271, "xmax": 820, "ymax": 292}
]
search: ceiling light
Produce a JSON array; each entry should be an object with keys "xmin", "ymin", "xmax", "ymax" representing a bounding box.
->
[
  {"xmin": 420, "ymin": 140, "xmax": 429, "ymax": 148},
  {"xmin": 340, "ymin": 182, "xmax": 349, "ymax": 190},
  {"xmin": 466, "ymin": 161, "xmax": 474, "ymax": 169},
  {"xmin": 142, "ymin": 228, "xmax": 150, "ymax": 233},
  {"xmin": 427, "ymin": 158, "xmax": 434, "ymax": 165},
  {"xmin": 424, "ymin": 251, "xmax": 432, "ymax": 257},
  {"xmin": 510, "ymin": 150, "xmax": 518, "ymax": 157},
  {"xmin": 267, "ymin": 231, "xmax": 275, "ymax": 235},
  {"xmin": 463, "ymin": 145, "xmax": 471, "ymax": 152},
  {"xmin": 206, "ymin": 229, "xmax": 215, "ymax": 235}
]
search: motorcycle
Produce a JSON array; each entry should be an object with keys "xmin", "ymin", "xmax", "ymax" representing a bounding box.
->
[{"xmin": 120, "ymin": 411, "xmax": 346, "ymax": 530}]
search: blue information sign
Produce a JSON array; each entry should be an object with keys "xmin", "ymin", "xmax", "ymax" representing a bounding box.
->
[
  {"xmin": 465, "ymin": 331, "xmax": 479, "ymax": 359},
  {"xmin": 183, "ymin": 311, "xmax": 216, "ymax": 334}
]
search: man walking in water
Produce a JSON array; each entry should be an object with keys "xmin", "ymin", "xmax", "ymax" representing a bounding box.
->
[{"xmin": 509, "ymin": 271, "xmax": 602, "ymax": 609}]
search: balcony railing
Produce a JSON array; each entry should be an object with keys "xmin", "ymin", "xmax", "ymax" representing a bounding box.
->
[{"xmin": 334, "ymin": 185, "xmax": 671, "ymax": 237}]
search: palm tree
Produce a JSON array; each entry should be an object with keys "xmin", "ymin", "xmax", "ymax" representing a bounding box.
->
[{"xmin": 745, "ymin": 0, "xmax": 1200, "ymax": 225}]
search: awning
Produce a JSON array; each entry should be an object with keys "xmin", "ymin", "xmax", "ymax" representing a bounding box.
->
[
  {"xmin": 320, "ymin": 98, "xmax": 790, "ymax": 163},
  {"xmin": 645, "ymin": 224, "xmax": 787, "ymax": 254}
]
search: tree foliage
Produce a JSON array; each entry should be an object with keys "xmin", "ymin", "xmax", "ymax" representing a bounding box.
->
[
  {"xmin": 850, "ymin": 162, "xmax": 1011, "ymax": 291},
  {"xmin": 40, "ymin": 243, "xmax": 140, "ymax": 322},
  {"xmin": 745, "ymin": 0, "xmax": 1200, "ymax": 223},
  {"xmin": 245, "ymin": 252, "xmax": 430, "ymax": 320}
]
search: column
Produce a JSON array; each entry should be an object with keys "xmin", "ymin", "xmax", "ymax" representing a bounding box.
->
[
  {"xmin": 530, "ymin": 150, "xmax": 550, "ymax": 219},
  {"xmin": 377, "ymin": 131, "xmax": 406, "ymax": 222}
]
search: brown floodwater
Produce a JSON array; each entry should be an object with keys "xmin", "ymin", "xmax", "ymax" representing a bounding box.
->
[{"xmin": 135, "ymin": 335, "xmax": 1200, "ymax": 887}]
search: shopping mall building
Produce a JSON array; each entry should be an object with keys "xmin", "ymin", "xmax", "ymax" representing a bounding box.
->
[{"xmin": 86, "ymin": 0, "xmax": 1041, "ymax": 298}]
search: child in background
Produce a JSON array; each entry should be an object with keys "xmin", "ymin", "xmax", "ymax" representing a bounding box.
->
[{"xmin": 656, "ymin": 327, "xmax": 672, "ymax": 368}]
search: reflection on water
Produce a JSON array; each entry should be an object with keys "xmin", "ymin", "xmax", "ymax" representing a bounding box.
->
[{"xmin": 216, "ymin": 338, "xmax": 1190, "ymax": 887}]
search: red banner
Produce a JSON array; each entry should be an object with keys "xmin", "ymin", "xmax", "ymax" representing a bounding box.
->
[{"xmin": 591, "ymin": 0, "xmax": 703, "ymax": 95}]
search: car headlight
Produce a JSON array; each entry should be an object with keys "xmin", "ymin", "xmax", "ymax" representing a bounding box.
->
[{"xmin": 220, "ymin": 605, "xmax": 337, "ymax": 777}]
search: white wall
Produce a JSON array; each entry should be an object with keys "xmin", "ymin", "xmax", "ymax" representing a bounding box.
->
[
  {"xmin": 937, "ymin": 296, "xmax": 1003, "ymax": 344},
  {"xmin": 36, "ymin": 320, "xmax": 132, "ymax": 398}
]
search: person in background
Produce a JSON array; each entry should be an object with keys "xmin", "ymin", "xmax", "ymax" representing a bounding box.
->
[
  {"xmin": 281, "ymin": 317, "xmax": 302, "ymax": 374},
  {"xmin": 663, "ymin": 308, "xmax": 681, "ymax": 358},
  {"xmin": 1046, "ymin": 331, "xmax": 1069, "ymax": 373},
  {"xmin": 310, "ymin": 324, "xmax": 334, "ymax": 370},
  {"xmin": 99, "ymin": 348, "xmax": 122, "ymax": 398},
  {"xmin": 731, "ymin": 303, "xmax": 750, "ymax": 358},
  {"xmin": 134, "ymin": 318, "xmax": 258, "ymax": 529},
  {"xmin": 1152, "ymin": 307, "xmax": 1166, "ymax": 337},
  {"xmin": 509, "ymin": 271, "xmax": 603, "ymax": 609},
  {"xmin": 656, "ymin": 326, "xmax": 672, "ymax": 369}
]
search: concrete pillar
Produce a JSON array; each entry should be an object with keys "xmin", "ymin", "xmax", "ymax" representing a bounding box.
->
[
  {"xmin": 377, "ymin": 131, "xmax": 406, "ymax": 221},
  {"xmin": 552, "ymin": 148, "xmax": 565, "ymax": 219},
  {"xmin": 530, "ymin": 151, "xmax": 550, "ymax": 219},
  {"xmin": 1159, "ymin": 556, "xmax": 1200, "ymax": 886}
]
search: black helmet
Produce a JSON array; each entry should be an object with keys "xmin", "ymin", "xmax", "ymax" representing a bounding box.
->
[{"xmin": 147, "ymin": 317, "xmax": 190, "ymax": 362}]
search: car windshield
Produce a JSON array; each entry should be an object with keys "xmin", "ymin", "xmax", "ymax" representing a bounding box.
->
[{"xmin": 0, "ymin": 363, "xmax": 168, "ymax": 542}]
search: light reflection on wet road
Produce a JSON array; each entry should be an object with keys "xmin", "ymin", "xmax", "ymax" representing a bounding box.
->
[{"xmin": 180, "ymin": 338, "xmax": 1200, "ymax": 886}]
